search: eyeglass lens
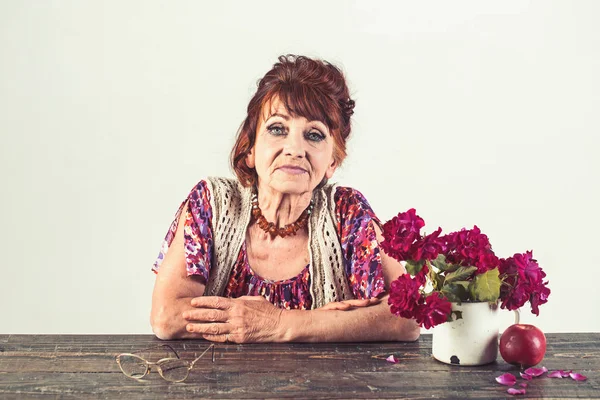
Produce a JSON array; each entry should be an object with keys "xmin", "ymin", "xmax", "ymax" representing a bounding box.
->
[
  {"xmin": 157, "ymin": 359, "xmax": 190, "ymax": 382},
  {"xmin": 118, "ymin": 354, "xmax": 149, "ymax": 379}
]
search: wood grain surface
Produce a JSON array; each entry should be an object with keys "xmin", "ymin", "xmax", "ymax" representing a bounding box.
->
[{"xmin": 0, "ymin": 333, "xmax": 598, "ymax": 399}]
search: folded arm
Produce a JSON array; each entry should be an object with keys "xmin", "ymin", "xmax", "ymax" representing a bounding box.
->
[
  {"xmin": 150, "ymin": 202, "xmax": 208, "ymax": 340},
  {"xmin": 182, "ymin": 293, "xmax": 418, "ymax": 342},
  {"xmin": 151, "ymin": 204, "xmax": 419, "ymax": 342},
  {"xmin": 280, "ymin": 295, "xmax": 419, "ymax": 342}
]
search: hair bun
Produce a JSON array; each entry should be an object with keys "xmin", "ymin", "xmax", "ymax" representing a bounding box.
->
[{"xmin": 343, "ymin": 99, "xmax": 355, "ymax": 120}]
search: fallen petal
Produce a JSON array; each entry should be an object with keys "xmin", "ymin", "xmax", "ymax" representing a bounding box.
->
[
  {"xmin": 507, "ymin": 388, "xmax": 527, "ymax": 395},
  {"xmin": 524, "ymin": 366, "xmax": 548, "ymax": 377},
  {"xmin": 520, "ymin": 372, "xmax": 533, "ymax": 380},
  {"xmin": 519, "ymin": 383, "xmax": 528, "ymax": 388},
  {"xmin": 548, "ymin": 370, "xmax": 564, "ymax": 378},
  {"xmin": 496, "ymin": 373, "xmax": 517, "ymax": 386},
  {"xmin": 386, "ymin": 355, "xmax": 398, "ymax": 364},
  {"xmin": 561, "ymin": 370, "xmax": 572, "ymax": 377},
  {"xmin": 569, "ymin": 372, "xmax": 587, "ymax": 381}
]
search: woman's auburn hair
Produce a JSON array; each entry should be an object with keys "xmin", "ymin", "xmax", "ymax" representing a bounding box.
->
[{"xmin": 230, "ymin": 54, "xmax": 355, "ymax": 187}]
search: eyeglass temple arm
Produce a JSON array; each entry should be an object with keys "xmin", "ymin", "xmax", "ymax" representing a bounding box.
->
[
  {"xmin": 126, "ymin": 344, "xmax": 181, "ymax": 359},
  {"xmin": 190, "ymin": 344, "xmax": 216, "ymax": 368}
]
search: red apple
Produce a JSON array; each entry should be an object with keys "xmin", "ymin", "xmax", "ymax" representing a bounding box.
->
[{"xmin": 500, "ymin": 324, "xmax": 547, "ymax": 368}]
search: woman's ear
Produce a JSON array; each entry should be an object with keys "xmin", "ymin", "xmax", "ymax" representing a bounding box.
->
[
  {"xmin": 245, "ymin": 148, "xmax": 255, "ymax": 169},
  {"xmin": 325, "ymin": 158, "xmax": 338, "ymax": 179}
]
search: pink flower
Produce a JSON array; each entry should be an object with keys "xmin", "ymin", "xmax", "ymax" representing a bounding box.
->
[
  {"xmin": 381, "ymin": 209, "xmax": 425, "ymax": 262},
  {"xmin": 414, "ymin": 292, "xmax": 451, "ymax": 329},
  {"xmin": 514, "ymin": 251, "xmax": 544, "ymax": 282},
  {"xmin": 382, "ymin": 209, "xmax": 550, "ymax": 327},
  {"xmin": 388, "ymin": 274, "xmax": 422, "ymax": 319},
  {"xmin": 442, "ymin": 226, "xmax": 499, "ymax": 273},
  {"xmin": 499, "ymin": 256, "xmax": 517, "ymax": 275},
  {"xmin": 414, "ymin": 264, "xmax": 429, "ymax": 287},
  {"xmin": 500, "ymin": 281, "xmax": 530, "ymax": 311},
  {"xmin": 410, "ymin": 227, "xmax": 445, "ymax": 262},
  {"xmin": 477, "ymin": 252, "xmax": 500, "ymax": 273},
  {"xmin": 528, "ymin": 281, "xmax": 551, "ymax": 316},
  {"xmin": 499, "ymin": 252, "xmax": 550, "ymax": 315}
]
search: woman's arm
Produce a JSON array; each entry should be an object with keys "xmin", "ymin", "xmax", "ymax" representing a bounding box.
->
[
  {"xmin": 281, "ymin": 224, "xmax": 419, "ymax": 341},
  {"xmin": 151, "ymin": 202, "xmax": 209, "ymax": 340},
  {"xmin": 184, "ymin": 225, "xmax": 420, "ymax": 342},
  {"xmin": 281, "ymin": 296, "xmax": 418, "ymax": 342}
]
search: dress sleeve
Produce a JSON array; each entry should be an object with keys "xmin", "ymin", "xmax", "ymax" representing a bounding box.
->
[
  {"xmin": 152, "ymin": 180, "xmax": 214, "ymax": 283},
  {"xmin": 334, "ymin": 187, "xmax": 385, "ymax": 299}
]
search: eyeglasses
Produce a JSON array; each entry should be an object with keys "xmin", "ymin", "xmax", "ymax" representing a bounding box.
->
[{"xmin": 115, "ymin": 344, "xmax": 215, "ymax": 382}]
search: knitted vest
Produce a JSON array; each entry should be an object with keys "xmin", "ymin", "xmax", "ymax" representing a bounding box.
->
[{"xmin": 202, "ymin": 177, "xmax": 352, "ymax": 309}]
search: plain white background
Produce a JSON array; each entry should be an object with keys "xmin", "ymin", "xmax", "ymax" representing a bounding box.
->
[{"xmin": 1, "ymin": 1, "xmax": 598, "ymax": 334}]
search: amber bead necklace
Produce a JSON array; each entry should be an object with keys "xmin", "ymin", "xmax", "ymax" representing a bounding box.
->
[{"xmin": 250, "ymin": 192, "xmax": 314, "ymax": 239}]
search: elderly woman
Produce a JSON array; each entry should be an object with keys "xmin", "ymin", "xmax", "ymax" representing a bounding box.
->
[{"xmin": 151, "ymin": 55, "xmax": 420, "ymax": 343}]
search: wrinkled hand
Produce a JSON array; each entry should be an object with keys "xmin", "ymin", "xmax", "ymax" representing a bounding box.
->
[
  {"xmin": 318, "ymin": 297, "xmax": 382, "ymax": 311},
  {"xmin": 183, "ymin": 296, "xmax": 283, "ymax": 343}
]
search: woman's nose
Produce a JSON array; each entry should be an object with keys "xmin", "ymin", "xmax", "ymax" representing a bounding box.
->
[{"xmin": 283, "ymin": 131, "xmax": 305, "ymax": 158}]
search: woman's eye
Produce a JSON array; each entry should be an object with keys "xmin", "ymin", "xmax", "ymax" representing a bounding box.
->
[
  {"xmin": 267, "ymin": 125, "xmax": 285, "ymax": 136},
  {"xmin": 306, "ymin": 131, "xmax": 325, "ymax": 142}
]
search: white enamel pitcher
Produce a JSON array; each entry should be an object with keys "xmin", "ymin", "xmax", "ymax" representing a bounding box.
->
[{"xmin": 431, "ymin": 302, "xmax": 520, "ymax": 366}]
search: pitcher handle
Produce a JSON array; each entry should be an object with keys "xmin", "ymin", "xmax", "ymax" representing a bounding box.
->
[{"xmin": 513, "ymin": 309, "xmax": 521, "ymax": 324}]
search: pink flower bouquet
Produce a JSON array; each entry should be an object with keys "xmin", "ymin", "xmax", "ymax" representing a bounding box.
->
[{"xmin": 381, "ymin": 209, "xmax": 550, "ymax": 329}]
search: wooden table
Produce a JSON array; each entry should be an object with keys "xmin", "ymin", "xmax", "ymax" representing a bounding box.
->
[{"xmin": 0, "ymin": 333, "xmax": 598, "ymax": 399}]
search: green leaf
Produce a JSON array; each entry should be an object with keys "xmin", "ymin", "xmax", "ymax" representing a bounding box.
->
[
  {"xmin": 445, "ymin": 310, "xmax": 463, "ymax": 322},
  {"xmin": 469, "ymin": 269, "xmax": 501, "ymax": 302},
  {"xmin": 405, "ymin": 259, "xmax": 425, "ymax": 276},
  {"xmin": 442, "ymin": 264, "xmax": 460, "ymax": 273},
  {"xmin": 431, "ymin": 254, "xmax": 449, "ymax": 271},
  {"xmin": 432, "ymin": 271, "xmax": 445, "ymax": 291},
  {"xmin": 441, "ymin": 283, "xmax": 469, "ymax": 303},
  {"xmin": 444, "ymin": 266, "xmax": 477, "ymax": 284},
  {"xmin": 453, "ymin": 280, "xmax": 471, "ymax": 290}
]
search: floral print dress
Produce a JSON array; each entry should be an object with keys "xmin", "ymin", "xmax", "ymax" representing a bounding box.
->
[{"xmin": 153, "ymin": 181, "xmax": 385, "ymax": 310}]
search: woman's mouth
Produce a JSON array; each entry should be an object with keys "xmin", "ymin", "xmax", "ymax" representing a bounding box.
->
[{"xmin": 277, "ymin": 165, "xmax": 308, "ymax": 175}]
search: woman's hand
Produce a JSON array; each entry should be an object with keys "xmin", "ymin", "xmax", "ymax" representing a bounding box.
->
[
  {"xmin": 318, "ymin": 297, "xmax": 381, "ymax": 311},
  {"xmin": 183, "ymin": 296, "xmax": 284, "ymax": 343}
]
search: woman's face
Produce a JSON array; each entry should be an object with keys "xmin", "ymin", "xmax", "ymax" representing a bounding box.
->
[{"xmin": 246, "ymin": 97, "xmax": 338, "ymax": 195}]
